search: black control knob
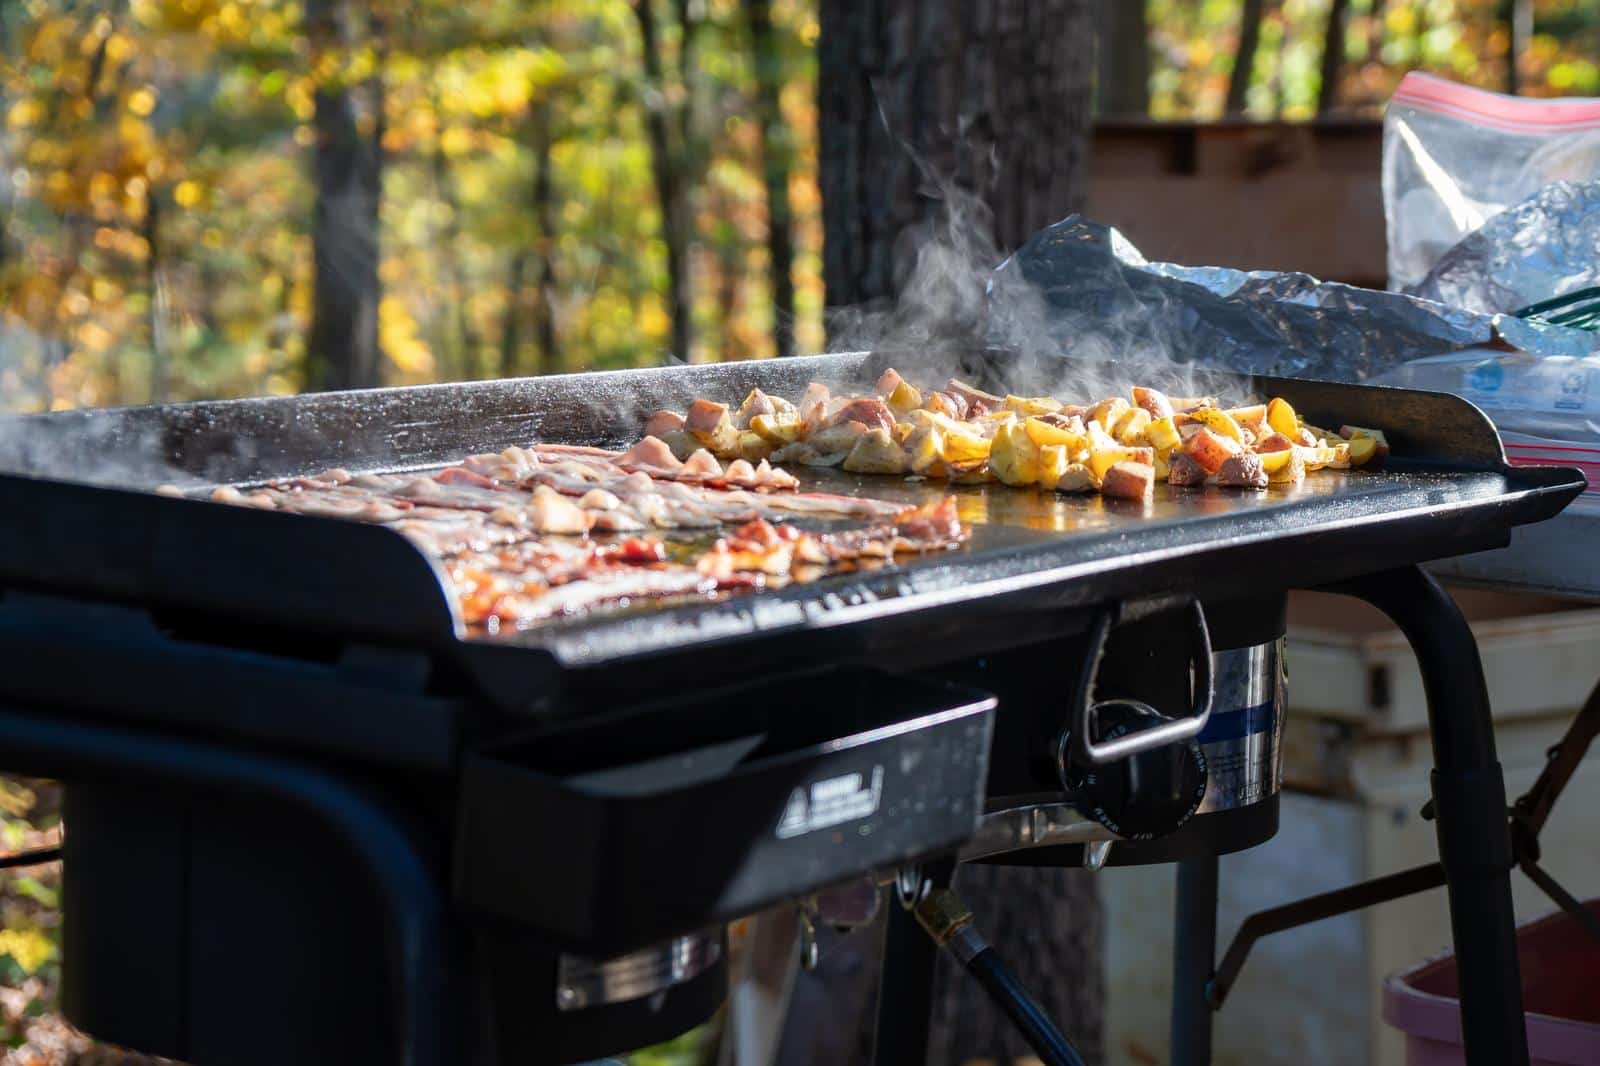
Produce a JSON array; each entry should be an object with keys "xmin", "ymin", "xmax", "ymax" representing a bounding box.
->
[{"xmin": 1061, "ymin": 700, "xmax": 1209, "ymax": 841}]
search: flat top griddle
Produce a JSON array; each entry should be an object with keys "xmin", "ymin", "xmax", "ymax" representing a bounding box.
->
[{"xmin": 0, "ymin": 351, "xmax": 1583, "ymax": 722}]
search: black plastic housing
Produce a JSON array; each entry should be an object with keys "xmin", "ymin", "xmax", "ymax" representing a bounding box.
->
[{"xmin": 455, "ymin": 667, "xmax": 996, "ymax": 953}]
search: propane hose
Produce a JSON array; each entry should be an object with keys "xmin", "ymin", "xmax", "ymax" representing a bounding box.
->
[{"xmin": 911, "ymin": 888, "xmax": 1089, "ymax": 1066}]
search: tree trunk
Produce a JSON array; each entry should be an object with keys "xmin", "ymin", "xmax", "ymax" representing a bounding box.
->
[
  {"xmin": 806, "ymin": 3, "xmax": 1103, "ymax": 1062},
  {"xmin": 306, "ymin": 0, "xmax": 383, "ymax": 391},
  {"xmin": 143, "ymin": 185, "xmax": 166, "ymax": 403},
  {"xmin": 1366, "ymin": 0, "xmax": 1388, "ymax": 62},
  {"xmin": 633, "ymin": 0, "xmax": 695, "ymax": 363},
  {"xmin": 1317, "ymin": 0, "xmax": 1351, "ymax": 115},
  {"xmin": 1225, "ymin": 0, "xmax": 1266, "ymax": 116},
  {"xmin": 745, "ymin": 0, "xmax": 797, "ymax": 357},
  {"xmin": 531, "ymin": 105, "xmax": 559, "ymax": 377},
  {"xmin": 1503, "ymin": 0, "xmax": 1531, "ymax": 94},
  {"xmin": 818, "ymin": 0, "xmax": 1095, "ymax": 314},
  {"xmin": 1096, "ymin": 0, "xmax": 1149, "ymax": 118}
]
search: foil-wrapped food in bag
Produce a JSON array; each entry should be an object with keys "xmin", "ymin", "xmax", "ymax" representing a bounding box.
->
[{"xmin": 987, "ymin": 216, "xmax": 1596, "ymax": 381}]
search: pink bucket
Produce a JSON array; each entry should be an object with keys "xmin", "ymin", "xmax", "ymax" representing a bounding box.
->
[{"xmin": 1383, "ymin": 899, "xmax": 1600, "ymax": 1066}]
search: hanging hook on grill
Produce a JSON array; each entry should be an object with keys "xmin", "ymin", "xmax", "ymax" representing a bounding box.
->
[{"xmin": 1061, "ymin": 599, "xmax": 1214, "ymax": 769}]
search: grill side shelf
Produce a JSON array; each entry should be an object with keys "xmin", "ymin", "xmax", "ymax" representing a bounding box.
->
[{"xmin": 0, "ymin": 474, "xmax": 463, "ymax": 647}]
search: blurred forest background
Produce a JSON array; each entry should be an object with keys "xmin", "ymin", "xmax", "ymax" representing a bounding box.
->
[{"xmin": 2, "ymin": 0, "xmax": 1600, "ymax": 1062}]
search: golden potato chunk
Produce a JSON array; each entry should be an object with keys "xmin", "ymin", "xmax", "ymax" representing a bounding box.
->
[
  {"xmin": 990, "ymin": 420, "xmax": 1042, "ymax": 486},
  {"xmin": 1131, "ymin": 386, "xmax": 1175, "ymax": 419},
  {"xmin": 1266, "ymin": 397, "xmax": 1300, "ymax": 439},
  {"xmin": 1181, "ymin": 426, "xmax": 1240, "ymax": 474},
  {"xmin": 1101, "ymin": 461, "xmax": 1155, "ymax": 501},
  {"xmin": 843, "ymin": 428, "xmax": 909, "ymax": 474}
]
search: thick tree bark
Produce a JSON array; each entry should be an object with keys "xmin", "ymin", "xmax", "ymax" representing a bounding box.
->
[
  {"xmin": 633, "ymin": 0, "xmax": 695, "ymax": 363},
  {"xmin": 306, "ymin": 0, "xmax": 383, "ymax": 391},
  {"xmin": 143, "ymin": 186, "xmax": 166, "ymax": 402},
  {"xmin": 1096, "ymin": 0, "xmax": 1149, "ymax": 118},
  {"xmin": 1225, "ymin": 0, "xmax": 1266, "ymax": 116},
  {"xmin": 818, "ymin": 0, "xmax": 1094, "ymax": 322},
  {"xmin": 745, "ymin": 0, "xmax": 797, "ymax": 357},
  {"xmin": 806, "ymin": 3, "xmax": 1103, "ymax": 1063},
  {"xmin": 1317, "ymin": 0, "xmax": 1351, "ymax": 114},
  {"xmin": 531, "ymin": 106, "xmax": 559, "ymax": 377}
]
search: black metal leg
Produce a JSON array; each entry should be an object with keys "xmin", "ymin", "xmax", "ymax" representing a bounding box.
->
[
  {"xmin": 872, "ymin": 890, "xmax": 942, "ymax": 1066},
  {"xmin": 1325, "ymin": 567, "xmax": 1529, "ymax": 1066},
  {"xmin": 1170, "ymin": 855, "xmax": 1218, "ymax": 1066},
  {"xmin": 0, "ymin": 705, "xmax": 453, "ymax": 1066}
]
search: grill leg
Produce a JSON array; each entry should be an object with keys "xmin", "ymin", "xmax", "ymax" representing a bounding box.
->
[
  {"xmin": 872, "ymin": 894, "xmax": 941, "ymax": 1066},
  {"xmin": 1170, "ymin": 855, "xmax": 1218, "ymax": 1066},
  {"xmin": 1325, "ymin": 567, "xmax": 1529, "ymax": 1066}
]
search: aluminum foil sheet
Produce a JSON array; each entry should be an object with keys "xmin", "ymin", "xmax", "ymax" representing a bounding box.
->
[
  {"xmin": 1408, "ymin": 179, "xmax": 1600, "ymax": 316},
  {"xmin": 988, "ymin": 216, "xmax": 1596, "ymax": 381}
]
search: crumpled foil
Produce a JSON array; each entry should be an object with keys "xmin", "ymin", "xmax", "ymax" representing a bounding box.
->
[
  {"xmin": 1408, "ymin": 179, "xmax": 1600, "ymax": 316},
  {"xmin": 988, "ymin": 216, "xmax": 1596, "ymax": 381}
]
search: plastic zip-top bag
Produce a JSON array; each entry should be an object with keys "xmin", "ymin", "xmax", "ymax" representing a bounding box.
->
[{"xmin": 1383, "ymin": 72, "xmax": 1600, "ymax": 293}]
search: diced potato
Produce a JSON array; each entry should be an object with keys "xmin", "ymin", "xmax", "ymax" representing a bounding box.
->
[
  {"xmin": 1181, "ymin": 426, "xmax": 1240, "ymax": 474},
  {"xmin": 1298, "ymin": 428, "xmax": 1320, "ymax": 447},
  {"xmin": 1340, "ymin": 425, "xmax": 1390, "ymax": 466},
  {"xmin": 1266, "ymin": 397, "xmax": 1299, "ymax": 438},
  {"xmin": 687, "ymin": 406, "xmax": 740, "ymax": 457},
  {"xmin": 1226, "ymin": 404, "xmax": 1269, "ymax": 436},
  {"xmin": 1037, "ymin": 444, "xmax": 1069, "ymax": 491},
  {"xmin": 1006, "ymin": 394, "xmax": 1063, "ymax": 416},
  {"xmin": 1296, "ymin": 444, "xmax": 1340, "ymax": 472},
  {"xmin": 947, "ymin": 460, "xmax": 993, "ymax": 484},
  {"xmin": 1054, "ymin": 462, "xmax": 1096, "ymax": 494},
  {"xmin": 892, "ymin": 420, "xmax": 916, "ymax": 446},
  {"xmin": 1087, "ymin": 396, "xmax": 1131, "ymax": 431},
  {"xmin": 1172, "ymin": 395, "xmax": 1217, "ymax": 411},
  {"xmin": 874, "ymin": 367, "xmax": 905, "ymax": 398},
  {"xmin": 660, "ymin": 429, "xmax": 700, "ymax": 462},
  {"xmin": 1146, "ymin": 416, "xmax": 1182, "ymax": 454},
  {"xmin": 1088, "ymin": 443, "xmax": 1154, "ymax": 483},
  {"xmin": 1346, "ymin": 434, "xmax": 1380, "ymax": 467},
  {"xmin": 1086, "ymin": 419, "xmax": 1119, "ymax": 452},
  {"xmin": 908, "ymin": 427, "xmax": 947, "ymax": 477},
  {"xmin": 1025, "ymin": 416, "xmax": 1086, "ymax": 451},
  {"xmin": 1112, "ymin": 407, "xmax": 1152, "ymax": 445},
  {"xmin": 737, "ymin": 431, "xmax": 774, "ymax": 462},
  {"xmin": 809, "ymin": 422, "xmax": 869, "ymax": 454},
  {"xmin": 1101, "ymin": 461, "xmax": 1155, "ymax": 502},
  {"xmin": 887, "ymin": 379, "xmax": 923, "ymax": 417},
  {"xmin": 1265, "ymin": 449, "xmax": 1306, "ymax": 485},
  {"xmin": 1326, "ymin": 441, "xmax": 1352, "ymax": 469},
  {"xmin": 940, "ymin": 424, "xmax": 993, "ymax": 464},
  {"xmin": 1153, "ymin": 450, "xmax": 1170, "ymax": 482},
  {"xmin": 1191, "ymin": 406, "xmax": 1245, "ymax": 444},
  {"xmin": 947, "ymin": 378, "xmax": 1005, "ymax": 408},
  {"xmin": 1131, "ymin": 386, "xmax": 1175, "ymax": 419},
  {"xmin": 989, "ymin": 421, "xmax": 1042, "ymax": 487},
  {"xmin": 1254, "ymin": 431, "xmax": 1296, "ymax": 453},
  {"xmin": 1302, "ymin": 423, "xmax": 1341, "ymax": 445},
  {"xmin": 750, "ymin": 412, "xmax": 803, "ymax": 445},
  {"xmin": 843, "ymin": 428, "xmax": 909, "ymax": 474}
]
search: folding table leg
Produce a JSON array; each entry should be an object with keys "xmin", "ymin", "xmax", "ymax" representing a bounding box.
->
[
  {"xmin": 1325, "ymin": 567, "xmax": 1530, "ymax": 1066},
  {"xmin": 1170, "ymin": 855, "xmax": 1218, "ymax": 1066}
]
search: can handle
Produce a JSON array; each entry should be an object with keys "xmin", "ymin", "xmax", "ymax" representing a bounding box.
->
[{"xmin": 1066, "ymin": 600, "xmax": 1214, "ymax": 767}]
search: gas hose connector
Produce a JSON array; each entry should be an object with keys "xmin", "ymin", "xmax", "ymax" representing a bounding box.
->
[{"xmin": 912, "ymin": 888, "xmax": 988, "ymax": 964}]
